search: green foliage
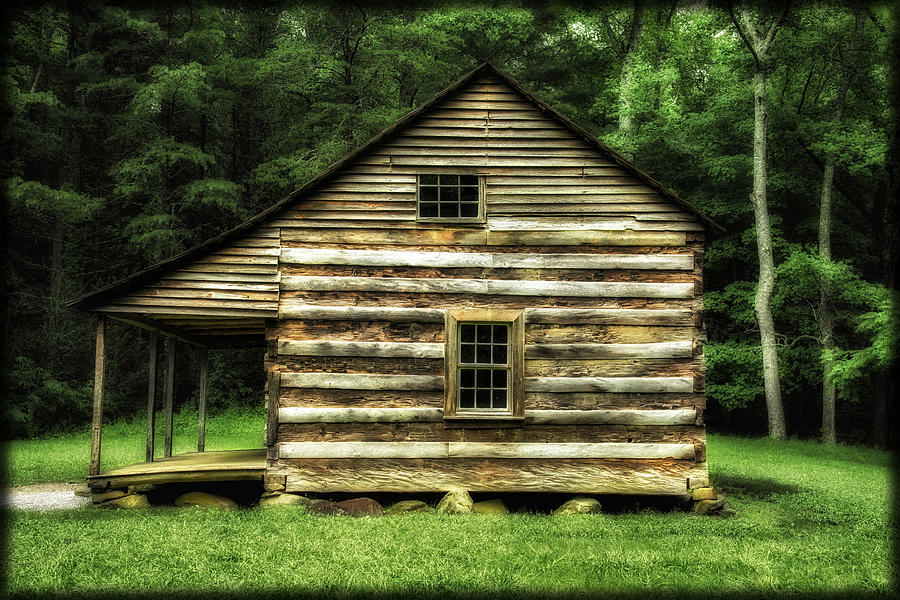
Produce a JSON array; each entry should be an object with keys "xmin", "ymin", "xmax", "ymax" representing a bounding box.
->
[
  {"xmin": 6, "ymin": 356, "xmax": 93, "ymax": 439},
  {"xmin": 704, "ymin": 341, "xmax": 764, "ymax": 410}
]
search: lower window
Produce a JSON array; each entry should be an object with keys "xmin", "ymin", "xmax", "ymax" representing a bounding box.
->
[{"xmin": 445, "ymin": 310, "xmax": 524, "ymax": 419}]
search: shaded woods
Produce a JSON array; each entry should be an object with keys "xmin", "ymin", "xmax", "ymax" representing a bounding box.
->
[{"xmin": 2, "ymin": 2, "xmax": 896, "ymax": 445}]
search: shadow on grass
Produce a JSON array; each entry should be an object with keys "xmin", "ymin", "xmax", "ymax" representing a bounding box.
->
[{"xmin": 712, "ymin": 474, "xmax": 804, "ymax": 499}]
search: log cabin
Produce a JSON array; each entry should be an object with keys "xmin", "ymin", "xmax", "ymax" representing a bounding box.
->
[{"xmin": 70, "ymin": 62, "xmax": 723, "ymax": 497}]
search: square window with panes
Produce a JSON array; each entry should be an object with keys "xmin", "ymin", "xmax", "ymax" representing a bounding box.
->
[
  {"xmin": 457, "ymin": 323, "xmax": 509, "ymax": 411},
  {"xmin": 417, "ymin": 174, "xmax": 482, "ymax": 221}
]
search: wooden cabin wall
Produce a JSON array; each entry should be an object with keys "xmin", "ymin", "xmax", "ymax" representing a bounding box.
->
[{"xmin": 264, "ymin": 72, "xmax": 709, "ymax": 495}]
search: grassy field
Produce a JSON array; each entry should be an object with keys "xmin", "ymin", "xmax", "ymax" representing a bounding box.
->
[{"xmin": 5, "ymin": 412, "xmax": 895, "ymax": 598}]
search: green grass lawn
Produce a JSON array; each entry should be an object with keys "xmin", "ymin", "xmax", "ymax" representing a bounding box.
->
[{"xmin": 5, "ymin": 415, "xmax": 895, "ymax": 598}]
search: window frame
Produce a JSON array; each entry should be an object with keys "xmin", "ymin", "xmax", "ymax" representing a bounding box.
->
[
  {"xmin": 444, "ymin": 308, "xmax": 524, "ymax": 422},
  {"xmin": 416, "ymin": 174, "xmax": 486, "ymax": 224}
]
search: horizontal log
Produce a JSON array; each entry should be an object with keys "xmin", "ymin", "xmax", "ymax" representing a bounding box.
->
[
  {"xmin": 525, "ymin": 341, "xmax": 693, "ymax": 359},
  {"xmin": 277, "ymin": 406, "xmax": 696, "ymax": 425},
  {"xmin": 524, "ymin": 308, "xmax": 691, "ymax": 325},
  {"xmin": 278, "ymin": 340, "xmax": 443, "ymax": 358},
  {"xmin": 277, "ymin": 458, "xmax": 697, "ymax": 494},
  {"xmin": 526, "ymin": 358, "xmax": 701, "ymax": 378},
  {"xmin": 281, "ymin": 276, "xmax": 694, "ymax": 299},
  {"xmin": 91, "ymin": 304, "xmax": 277, "ymax": 318},
  {"xmin": 281, "ymin": 373, "xmax": 444, "ymax": 391},
  {"xmin": 525, "ymin": 376, "xmax": 693, "ymax": 393},
  {"xmin": 278, "ymin": 441, "xmax": 694, "ymax": 460},
  {"xmin": 280, "ymin": 248, "xmax": 692, "ymax": 270},
  {"xmin": 526, "ymin": 324, "xmax": 694, "ymax": 344},
  {"xmin": 487, "ymin": 217, "xmax": 704, "ymax": 232},
  {"xmin": 279, "ymin": 228, "xmax": 687, "ymax": 246},
  {"xmin": 278, "ymin": 304, "xmax": 445, "ymax": 322}
]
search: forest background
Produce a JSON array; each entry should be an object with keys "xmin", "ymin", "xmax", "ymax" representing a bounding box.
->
[{"xmin": 2, "ymin": 1, "xmax": 896, "ymax": 447}]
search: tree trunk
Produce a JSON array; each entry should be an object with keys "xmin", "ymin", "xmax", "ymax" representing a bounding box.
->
[
  {"xmin": 818, "ymin": 159, "xmax": 836, "ymax": 443},
  {"xmin": 751, "ymin": 67, "xmax": 787, "ymax": 440},
  {"xmin": 618, "ymin": 0, "xmax": 644, "ymax": 136}
]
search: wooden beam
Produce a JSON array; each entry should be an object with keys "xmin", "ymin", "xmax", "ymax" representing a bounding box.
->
[
  {"xmin": 281, "ymin": 373, "xmax": 444, "ymax": 391},
  {"xmin": 277, "ymin": 340, "xmax": 444, "ymax": 359},
  {"xmin": 278, "ymin": 441, "xmax": 695, "ymax": 460},
  {"xmin": 525, "ymin": 376, "xmax": 693, "ymax": 393},
  {"xmin": 277, "ymin": 407, "xmax": 696, "ymax": 425},
  {"xmin": 524, "ymin": 308, "xmax": 692, "ymax": 326},
  {"xmin": 525, "ymin": 341, "xmax": 693, "ymax": 359},
  {"xmin": 265, "ymin": 370, "xmax": 281, "ymax": 447},
  {"xmin": 145, "ymin": 330, "xmax": 158, "ymax": 463},
  {"xmin": 280, "ymin": 248, "xmax": 693, "ymax": 270},
  {"xmin": 109, "ymin": 313, "xmax": 208, "ymax": 347},
  {"xmin": 279, "ymin": 407, "xmax": 445, "ymax": 423},
  {"xmin": 89, "ymin": 315, "xmax": 107, "ymax": 477},
  {"xmin": 281, "ymin": 275, "xmax": 694, "ymax": 299},
  {"xmin": 197, "ymin": 348, "xmax": 208, "ymax": 452},
  {"xmin": 164, "ymin": 338, "xmax": 175, "ymax": 458},
  {"xmin": 279, "ymin": 458, "xmax": 696, "ymax": 495},
  {"xmin": 278, "ymin": 304, "xmax": 444, "ymax": 322}
]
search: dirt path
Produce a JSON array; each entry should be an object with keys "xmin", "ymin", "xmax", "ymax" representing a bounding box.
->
[{"xmin": 3, "ymin": 482, "xmax": 91, "ymax": 511}]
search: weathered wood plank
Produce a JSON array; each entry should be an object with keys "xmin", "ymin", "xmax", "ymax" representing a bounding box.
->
[
  {"xmin": 278, "ymin": 340, "xmax": 444, "ymax": 359},
  {"xmin": 525, "ymin": 376, "xmax": 693, "ymax": 393},
  {"xmin": 278, "ymin": 458, "xmax": 694, "ymax": 495},
  {"xmin": 281, "ymin": 373, "xmax": 444, "ymax": 391},
  {"xmin": 277, "ymin": 406, "xmax": 696, "ymax": 425},
  {"xmin": 278, "ymin": 304, "xmax": 445, "ymax": 322},
  {"xmin": 524, "ymin": 308, "xmax": 691, "ymax": 325},
  {"xmin": 279, "ymin": 407, "xmax": 445, "ymax": 423},
  {"xmin": 281, "ymin": 276, "xmax": 694, "ymax": 299},
  {"xmin": 278, "ymin": 441, "xmax": 694, "ymax": 460},
  {"xmin": 163, "ymin": 338, "xmax": 175, "ymax": 459},
  {"xmin": 525, "ymin": 341, "xmax": 693, "ymax": 359},
  {"xmin": 197, "ymin": 348, "xmax": 208, "ymax": 452},
  {"xmin": 89, "ymin": 315, "xmax": 106, "ymax": 477},
  {"xmin": 526, "ymin": 324, "xmax": 694, "ymax": 344},
  {"xmin": 265, "ymin": 370, "xmax": 281, "ymax": 447},
  {"xmin": 280, "ymin": 228, "xmax": 686, "ymax": 247},
  {"xmin": 280, "ymin": 248, "xmax": 692, "ymax": 270},
  {"xmin": 145, "ymin": 330, "xmax": 158, "ymax": 463},
  {"xmin": 526, "ymin": 358, "xmax": 701, "ymax": 378},
  {"xmin": 487, "ymin": 217, "xmax": 705, "ymax": 231}
]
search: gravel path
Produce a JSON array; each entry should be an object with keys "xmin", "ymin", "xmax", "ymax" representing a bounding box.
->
[{"xmin": 3, "ymin": 483, "xmax": 91, "ymax": 511}]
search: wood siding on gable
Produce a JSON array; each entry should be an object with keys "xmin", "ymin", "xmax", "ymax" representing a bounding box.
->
[
  {"xmin": 266, "ymin": 72, "xmax": 708, "ymax": 495},
  {"xmin": 90, "ymin": 226, "xmax": 280, "ymax": 339}
]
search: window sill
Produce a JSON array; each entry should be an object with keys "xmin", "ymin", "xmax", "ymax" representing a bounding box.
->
[{"xmin": 443, "ymin": 414, "xmax": 525, "ymax": 428}]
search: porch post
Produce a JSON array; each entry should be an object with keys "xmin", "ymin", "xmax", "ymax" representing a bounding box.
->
[
  {"xmin": 197, "ymin": 348, "xmax": 208, "ymax": 452},
  {"xmin": 164, "ymin": 337, "xmax": 175, "ymax": 458},
  {"xmin": 89, "ymin": 315, "xmax": 107, "ymax": 476},
  {"xmin": 146, "ymin": 330, "xmax": 159, "ymax": 462}
]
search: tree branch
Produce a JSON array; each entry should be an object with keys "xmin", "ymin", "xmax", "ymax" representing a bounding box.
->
[{"xmin": 727, "ymin": 2, "xmax": 761, "ymax": 67}]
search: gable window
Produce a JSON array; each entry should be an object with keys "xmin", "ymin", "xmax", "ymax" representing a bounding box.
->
[
  {"xmin": 444, "ymin": 309, "xmax": 524, "ymax": 421},
  {"xmin": 417, "ymin": 175, "xmax": 484, "ymax": 222}
]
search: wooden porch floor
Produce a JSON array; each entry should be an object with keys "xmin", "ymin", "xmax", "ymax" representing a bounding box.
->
[{"xmin": 86, "ymin": 449, "xmax": 266, "ymax": 489}]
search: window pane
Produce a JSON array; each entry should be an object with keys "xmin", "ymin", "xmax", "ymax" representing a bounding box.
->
[
  {"xmin": 476, "ymin": 325, "xmax": 491, "ymax": 343},
  {"xmin": 439, "ymin": 203, "xmax": 457, "ymax": 218},
  {"xmin": 439, "ymin": 186, "xmax": 459, "ymax": 203},
  {"xmin": 492, "ymin": 389, "xmax": 507, "ymax": 409},
  {"xmin": 460, "ymin": 344, "xmax": 475, "ymax": 363},
  {"xmin": 440, "ymin": 175, "xmax": 459, "ymax": 185},
  {"xmin": 476, "ymin": 389, "xmax": 491, "ymax": 408},
  {"xmin": 476, "ymin": 369, "xmax": 491, "ymax": 388},
  {"xmin": 460, "ymin": 388, "xmax": 475, "ymax": 409},
  {"xmin": 421, "ymin": 175, "xmax": 438, "ymax": 185},
  {"xmin": 476, "ymin": 345, "xmax": 492, "ymax": 363},
  {"xmin": 460, "ymin": 175, "xmax": 477, "ymax": 186},
  {"xmin": 492, "ymin": 369, "xmax": 507, "ymax": 388},
  {"xmin": 493, "ymin": 325, "xmax": 508, "ymax": 343},
  {"xmin": 492, "ymin": 344, "xmax": 507, "ymax": 365},
  {"xmin": 420, "ymin": 186, "xmax": 437, "ymax": 202},
  {"xmin": 461, "ymin": 325, "xmax": 476, "ymax": 342},
  {"xmin": 419, "ymin": 203, "xmax": 438, "ymax": 218},
  {"xmin": 460, "ymin": 368, "xmax": 475, "ymax": 388},
  {"xmin": 460, "ymin": 186, "xmax": 478, "ymax": 202},
  {"xmin": 460, "ymin": 203, "xmax": 478, "ymax": 218}
]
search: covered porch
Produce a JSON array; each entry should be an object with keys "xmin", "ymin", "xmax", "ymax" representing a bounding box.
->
[{"xmin": 85, "ymin": 449, "xmax": 267, "ymax": 489}]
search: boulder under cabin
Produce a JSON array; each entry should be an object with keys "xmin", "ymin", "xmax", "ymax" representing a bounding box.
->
[{"xmin": 70, "ymin": 62, "xmax": 723, "ymax": 498}]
